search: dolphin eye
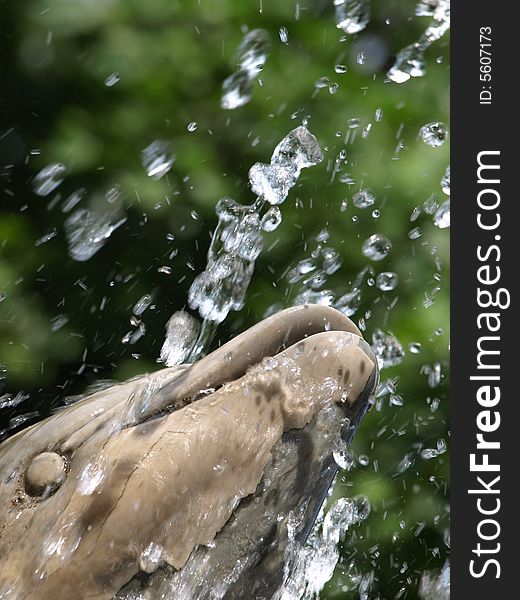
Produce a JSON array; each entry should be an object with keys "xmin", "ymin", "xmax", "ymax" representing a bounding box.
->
[{"xmin": 25, "ymin": 452, "xmax": 67, "ymax": 497}]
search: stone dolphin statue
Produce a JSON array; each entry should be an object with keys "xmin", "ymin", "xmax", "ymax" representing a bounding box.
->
[{"xmin": 0, "ymin": 305, "xmax": 378, "ymax": 600}]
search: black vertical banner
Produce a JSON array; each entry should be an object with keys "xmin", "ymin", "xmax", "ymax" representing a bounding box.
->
[{"xmin": 452, "ymin": 1, "xmax": 517, "ymax": 597}]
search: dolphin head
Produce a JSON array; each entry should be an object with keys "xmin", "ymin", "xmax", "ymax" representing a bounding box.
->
[{"xmin": 0, "ymin": 305, "xmax": 378, "ymax": 600}]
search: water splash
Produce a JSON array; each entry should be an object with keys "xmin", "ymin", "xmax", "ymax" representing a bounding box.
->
[
  {"xmin": 187, "ymin": 126, "xmax": 323, "ymax": 358},
  {"xmin": 221, "ymin": 29, "xmax": 271, "ymax": 110},
  {"xmin": 278, "ymin": 496, "xmax": 371, "ymax": 599},
  {"xmin": 419, "ymin": 560, "xmax": 450, "ymax": 600}
]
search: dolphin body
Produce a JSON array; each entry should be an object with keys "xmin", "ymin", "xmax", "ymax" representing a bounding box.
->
[{"xmin": 0, "ymin": 305, "xmax": 378, "ymax": 600}]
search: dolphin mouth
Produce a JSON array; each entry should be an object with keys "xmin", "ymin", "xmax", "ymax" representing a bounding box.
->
[{"xmin": 0, "ymin": 305, "xmax": 378, "ymax": 600}]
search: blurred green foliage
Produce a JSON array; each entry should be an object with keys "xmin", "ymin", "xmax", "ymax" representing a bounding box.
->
[{"xmin": 0, "ymin": 0, "xmax": 449, "ymax": 597}]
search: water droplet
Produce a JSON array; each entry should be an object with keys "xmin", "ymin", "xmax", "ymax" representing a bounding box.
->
[
  {"xmin": 334, "ymin": 64, "xmax": 348, "ymax": 74},
  {"xmin": 356, "ymin": 50, "xmax": 367, "ymax": 65},
  {"xmin": 441, "ymin": 164, "xmax": 450, "ymax": 195},
  {"xmin": 104, "ymin": 72, "xmax": 120, "ymax": 87},
  {"xmin": 362, "ymin": 234, "xmax": 392, "ymax": 261},
  {"xmin": 77, "ymin": 461, "xmax": 107, "ymax": 495},
  {"xmin": 352, "ymin": 189, "xmax": 375, "ymax": 209},
  {"xmin": 279, "ymin": 26, "xmax": 289, "ymax": 44},
  {"xmin": 376, "ymin": 271, "xmax": 398, "ymax": 291},
  {"xmin": 133, "ymin": 294, "xmax": 153, "ymax": 316},
  {"xmin": 358, "ymin": 454, "xmax": 369, "ymax": 467},
  {"xmin": 423, "ymin": 194, "xmax": 439, "ymax": 214},
  {"xmin": 372, "ymin": 209, "xmax": 380, "ymax": 219},
  {"xmin": 294, "ymin": 288, "xmax": 335, "ymax": 307},
  {"xmin": 433, "ymin": 200, "xmax": 450, "ymax": 228},
  {"xmin": 157, "ymin": 265, "xmax": 172, "ymax": 275},
  {"xmin": 33, "ymin": 163, "xmax": 66, "ymax": 197},
  {"xmin": 396, "ymin": 454, "xmax": 413, "ymax": 474},
  {"xmin": 322, "ymin": 247, "xmax": 342, "ymax": 274},
  {"xmin": 372, "ymin": 329, "xmax": 405, "ymax": 369},
  {"xmin": 140, "ymin": 542, "xmax": 163, "ymax": 573},
  {"xmin": 421, "ymin": 448, "xmax": 439, "ymax": 460},
  {"xmin": 408, "ymin": 226, "xmax": 422, "ymax": 240},
  {"xmin": 64, "ymin": 208, "xmax": 126, "ymax": 262},
  {"xmin": 333, "ymin": 445, "xmax": 353, "ymax": 470},
  {"xmin": 362, "ymin": 123, "xmax": 372, "ymax": 138},
  {"xmin": 261, "ymin": 206, "xmax": 282, "ymax": 231},
  {"xmin": 287, "ymin": 259, "xmax": 316, "ymax": 284},
  {"xmin": 419, "ymin": 122, "xmax": 448, "ymax": 147},
  {"xmin": 187, "ymin": 121, "xmax": 198, "ymax": 132},
  {"xmin": 35, "ymin": 229, "xmax": 57, "ymax": 246},
  {"xmin": 141, "ymin": 140, "xmax": 175, "ymax": 179},
  {"xmin": 437, "ymin": 438, "xmax": 447, "ymax": 454},
  {"xmin": 314, "ymin": 76, "xmax": 330, "ymax": 89},
  {"xmin": 160, "ymin": 311, "xmax": 200, "ymax": 366},
  {"xmin": 375, "ymin": 107, "xmax": 383, "ymax": 121},
  {"xmin": 428, "ymin": 396, "xmax": 440, "ymax": 412},
  {"xmin": 62, "ymin": 188, "xmax": 86, "ymax": 213},
  {"xmin": 409, "ymin": 342, "xmax": 422, "ymax": 354},
  {"xmin": 390, "ymin": 394, "xmax": 404, "ymax": 407},
  {"xmin": 105, "ymin": 183, "xmax": 121, "ymax": 204}
]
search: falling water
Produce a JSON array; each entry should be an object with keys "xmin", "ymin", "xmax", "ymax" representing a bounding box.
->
[
  {"xmin": 387, "ymin": 0, "xmax": 450, "ymax": 83},
  {"xmin": 221, "ymin": 29, "xmax": 271, "ymax": 110},
  {"xmin": 185, "ymin": 126, "xmax": 324, "ymax": 360}
]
